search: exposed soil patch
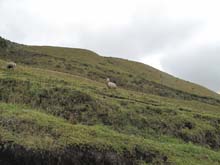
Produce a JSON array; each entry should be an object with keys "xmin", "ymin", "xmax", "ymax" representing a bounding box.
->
[{"xmin": 0, "ymin": 142, "xmax": 168, "ymax": 165}]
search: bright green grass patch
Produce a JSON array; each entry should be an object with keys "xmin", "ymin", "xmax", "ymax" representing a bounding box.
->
[
  {"xmin": 0, "ymin": 103, "xmax": 220, "ymax": 164},
  {"xmin": 0, "ymin": 63, "xmax": 220, "ymax": 150}
]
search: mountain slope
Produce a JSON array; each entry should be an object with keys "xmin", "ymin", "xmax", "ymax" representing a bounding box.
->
[
  {"xmin": 0, "ymin": 37, "xmax": 219, "ymax": 100},
  {"xmin": 0, "ymin": 37, "xmax": 220, "ymax": 164}
]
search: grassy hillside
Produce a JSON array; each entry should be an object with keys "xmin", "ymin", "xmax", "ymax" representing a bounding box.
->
[
  {"xmin": 0, "ymin": 38, "xmax": 219, "ymax": 100},
  {"xmin": 0, "ymin": 37, "xmax": 220, "ymax": 164}
]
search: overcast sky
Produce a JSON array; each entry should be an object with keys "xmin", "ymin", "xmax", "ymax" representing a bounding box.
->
[{"xmin": 0, "ymin": 0, "xmax": 220, "ymax": 92}]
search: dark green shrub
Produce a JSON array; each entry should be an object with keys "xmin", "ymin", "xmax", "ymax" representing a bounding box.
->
[{"xmin": 0, "ymin": 37, "xmax": 7, "ymax": 48}]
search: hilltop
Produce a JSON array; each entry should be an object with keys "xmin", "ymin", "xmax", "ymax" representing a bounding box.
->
[{"xmin": 0, "ymin": 37, "xmax": 220, "ymax": 165}]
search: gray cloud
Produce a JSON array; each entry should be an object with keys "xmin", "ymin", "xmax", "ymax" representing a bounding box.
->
[
  {"xmin": 161, "ymin": 45, "xmax": 220, "ymax": 92},
  {"xmin": 78, "ymin": 19, "xmax": 199, "ymax": 60},
  {"xmin": 0, "ymin": 0, "xmax": 199, "ymax": 58}
]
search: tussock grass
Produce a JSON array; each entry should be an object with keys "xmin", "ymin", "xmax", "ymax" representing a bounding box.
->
[{"xmin": 0, "ymin": 38, "xmax": 220, "ymax": 164}]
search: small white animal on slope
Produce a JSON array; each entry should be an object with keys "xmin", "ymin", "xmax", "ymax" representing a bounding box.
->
[
  {"xmin": 106, "ymin": 78, "xmax": 117, "ymax": 88},
  {"xmin": 6, "ymin": 62, "xmax": 16, "ymax": 69}
]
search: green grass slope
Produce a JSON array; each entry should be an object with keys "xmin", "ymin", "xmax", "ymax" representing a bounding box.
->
[
  {"xmin": 0, "ymin": 37, "xmax": 220, "ymax": 164},
  {"xmin": 0, "ymin": 37, "xmax": 219, "ymax": 101}
]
